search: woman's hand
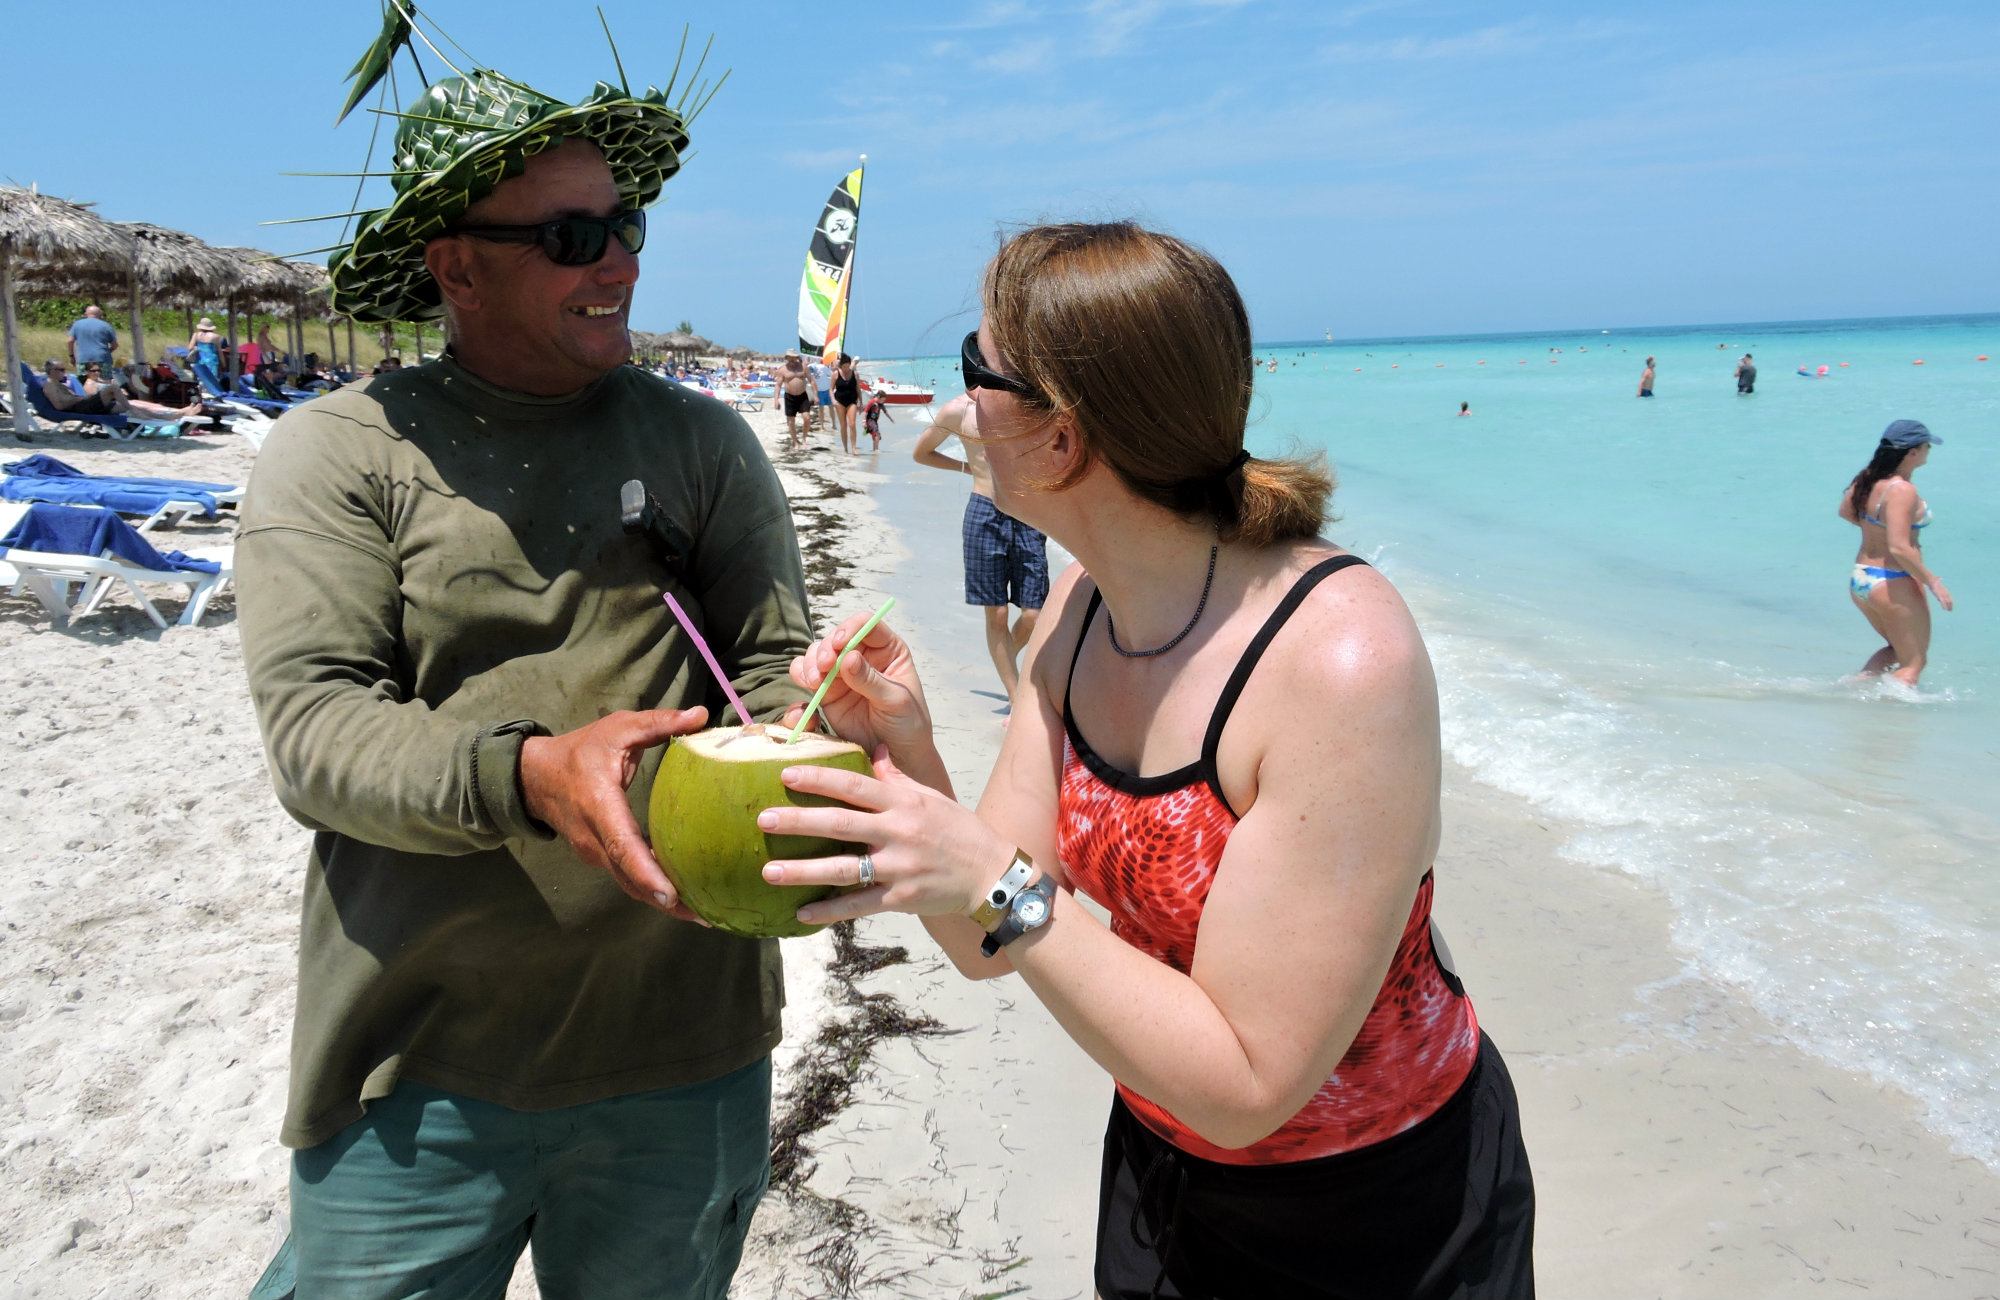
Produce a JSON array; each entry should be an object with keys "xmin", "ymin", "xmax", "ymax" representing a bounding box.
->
[
  {"xmin": 1930, "ymin": 576, "xmax": 1954, "ymax": 611},
  {"xmin": 758, "ymin": 748, "xmax": 1014, "ymax": 927},
  {"xmin": 784, "ymin": 613, "xmax": 934, "ymax": 764}
]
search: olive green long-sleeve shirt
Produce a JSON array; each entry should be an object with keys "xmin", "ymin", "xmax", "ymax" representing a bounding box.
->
[{"xmin": 236, "ymin": 356, "xmax": 811, "ymax": 1148}]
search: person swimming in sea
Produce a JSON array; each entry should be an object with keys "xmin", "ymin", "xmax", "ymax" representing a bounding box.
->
[{"xmin": 1838, "ymin": 419, "xmax": 1952, "ymax": 687}]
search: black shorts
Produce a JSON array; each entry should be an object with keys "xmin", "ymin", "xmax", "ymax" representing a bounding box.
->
[
  {"xmin": 1095, "ymin": 1033, "xmax": 1535, "ymax": 1300},
  {"xmin": 782, "ymin": 390, "xmax": 811, "ymax": 417}
]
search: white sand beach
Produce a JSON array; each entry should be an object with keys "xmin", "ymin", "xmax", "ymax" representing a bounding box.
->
[{"xmin": 2, "ymin": 403, "xmax": 1995, "ymax": 1298}]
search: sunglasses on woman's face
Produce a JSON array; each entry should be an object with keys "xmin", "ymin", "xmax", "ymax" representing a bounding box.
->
[
  {"xmin": 452, "ymin": 208, "xmax": 646, "ymax": 266},
  {"xmin": 961, "ymin": 330, "xmax": 1039, "ymax": 400}
]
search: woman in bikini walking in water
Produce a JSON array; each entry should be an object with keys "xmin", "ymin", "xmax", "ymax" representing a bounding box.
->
[{"xmin": 1840, "ymin": 419, "xmax": 1952, "ymax": 687}]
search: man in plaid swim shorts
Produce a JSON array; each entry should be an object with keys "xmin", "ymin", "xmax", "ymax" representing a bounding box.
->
[{"xmin": 914, "ymin": 392, "xmax": 1049, "ymax": 701}]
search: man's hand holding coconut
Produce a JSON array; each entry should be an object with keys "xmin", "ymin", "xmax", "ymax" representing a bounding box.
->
[{"xmin": 519, "ymin": 705, "xmax": 712, "ymax": 922}]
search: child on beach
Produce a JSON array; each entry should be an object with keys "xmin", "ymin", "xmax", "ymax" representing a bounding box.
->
[
  {"xmin": 862, "ymin": 388, "xmax": 891, "ymax": 450},
  {"xmin": 765, "ymin": 221, "xmax": 1535, "ymax": 1300}
]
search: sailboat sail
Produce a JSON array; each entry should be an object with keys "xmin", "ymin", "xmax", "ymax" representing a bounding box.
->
[{"xmin": 796, "ymin": 164, "xmax": 864, "ymax": 362}]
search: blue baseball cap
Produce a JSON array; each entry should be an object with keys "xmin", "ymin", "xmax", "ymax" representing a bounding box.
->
[{"xmin": 1880, "ymin": 419, "xmax": 1940, "ymax": 449}]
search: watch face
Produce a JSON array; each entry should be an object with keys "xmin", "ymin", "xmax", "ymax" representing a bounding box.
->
[{"xmin": 1015, "ymin": 892, "xmax": 1049, "ymax": 927}]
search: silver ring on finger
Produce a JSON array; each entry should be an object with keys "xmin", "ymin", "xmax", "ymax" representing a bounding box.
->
[{"xmin": 857, "ymin": 851, "xmax": 876, "ymax": 887}]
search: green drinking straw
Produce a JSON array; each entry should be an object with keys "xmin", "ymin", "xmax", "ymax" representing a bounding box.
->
[{"xmin": 786, "ymin": 596, "xmax": 897, "ymax": 744}]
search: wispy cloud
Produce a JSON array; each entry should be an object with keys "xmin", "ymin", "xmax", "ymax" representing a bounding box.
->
[
  {"xmin": 923, "ymin": 1, "xmax": 1040, "ymax": 32},
  {"xmin": 1082, "ymin": 0, "xmax": 1250, "ymax": 56},
  {"xmin": 976, "ymin": 37, "xmax": 1058, "ymax": 74},
  {"xmin": 1321, "ymin": 23, "xmax": 1545, "ymax": 64},
  {"xmin": 781, "ymin": 146, "xmax": 867, "ymax": 173}
]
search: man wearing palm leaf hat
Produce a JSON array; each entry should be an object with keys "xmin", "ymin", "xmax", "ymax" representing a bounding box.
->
[{"xmin": 239, "ymin": 10, "xmax": 809, "ymax": 1297}]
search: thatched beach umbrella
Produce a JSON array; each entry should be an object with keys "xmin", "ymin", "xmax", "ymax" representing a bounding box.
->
[
  {"xmin": 659, "ymin": 329, "xmax": 698, "ymax": 362},
  {"xmin": 280, "ymin": 261, "xmax": 332, "ymax": 369},
  {"xmin": 120, "ymin": 223, "xmax": 244, "ymax": 365},
  {"xmin": 210, "ymin": 248, "xmax": 299, "ymax": 381},
  {"xmin": 0, "ymin": 185, "xmax": 131, "ymax": 434}
]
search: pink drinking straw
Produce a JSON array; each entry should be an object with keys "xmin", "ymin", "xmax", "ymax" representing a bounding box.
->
[{"xmin": 662, "ymin": 592, "xmax": 751, "ymax": 728}]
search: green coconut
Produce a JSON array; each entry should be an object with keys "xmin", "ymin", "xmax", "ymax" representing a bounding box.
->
[{"xmin": 648, "ymin": 724, "xmax": 872, "ymax": 938}]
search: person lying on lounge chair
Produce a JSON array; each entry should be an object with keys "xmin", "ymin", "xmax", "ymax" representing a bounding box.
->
[{"xmin": 44, "ymin": 361, "xmax": 203, "ymax": 423}]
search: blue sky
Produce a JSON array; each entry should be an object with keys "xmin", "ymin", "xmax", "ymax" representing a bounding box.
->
[{"xmin": 11, "ymin": 2, "xmax": 1997, "ymax": 355}]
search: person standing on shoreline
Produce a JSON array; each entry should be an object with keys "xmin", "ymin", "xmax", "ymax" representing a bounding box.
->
[
  {"xmin": 236, "ymin": 18, "xmax": 811, "ymax": 1296},
  {"xmin": 831, "ymin": 351, "xmax": 862, "ymax": 453},
  {"xmin": 777, "ymin": 349, "xmax": 814, "ymax": 448},
  {"xmin": 863, "ymin": 385, "xmax": 892, "ymax": 450},
  {"xmin": 1839, "ymin": 419, "xmax": 1951, "ymax": 687},
  {"xmin": 808, "ymin": 353, "xmax": 834, "ymax": 433},
  {"xmin": 778, "ymin": 221, "xmax": 1534, "ymax": 1299},
  {"xmin": 1638, "ymin": 355, "xmax": 1656, "ymax": 397},
  {"xmin": 913, "ymin": 391, "xmax": 1050, "ymax": 703}
]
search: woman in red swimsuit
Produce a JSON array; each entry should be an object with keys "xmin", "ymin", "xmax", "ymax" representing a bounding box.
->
[{"xmin": 761, "ymin": 221, "xmax": 1535, "ymax": 1299}]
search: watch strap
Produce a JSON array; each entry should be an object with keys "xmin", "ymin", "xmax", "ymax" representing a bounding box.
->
[
  {"xmin": 970, "ymin": 850, "xmax": 1036, "ymax": 930},
  {"xmin": 980, "ymin": 874, "xmax": 1056, "ymax": 957}
]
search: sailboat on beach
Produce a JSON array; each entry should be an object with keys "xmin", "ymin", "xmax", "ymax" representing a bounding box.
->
[{"xmin": 793, "ymin": 158, "xmax": 931, "ymax": 404}]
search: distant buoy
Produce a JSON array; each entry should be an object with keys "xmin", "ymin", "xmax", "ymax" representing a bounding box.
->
[
  {"xmin": 1434, "ymin": 363, "xmax": 1445, "ymax": 368},
  {"xmin": 1817, "ymin": 365, "xmax": 1829, "ymax": 376},
  {"xmin": 1839, "ymin": 362, "xmax": 1850, "ymax": 367},
  {"xmin": 1979, "ymin": 355, "xmax": 1990, "ymax": 362},
  {"xmin": 1517, "ymin": 360, "xmax": 1526, "ymax": 365},
  {"xmin": 1477, "ymin": 359, "xmax": 1486, "ymax": 365},
  {"xmin": 1913, "ymin": 359, "xmax": 1926, "ymax": 366},
  {"xmin": 1391, "ymin": 364, "xmax": 1399, "ymax": 369},
  {"xmin": 1353, "ymin": 367, "xmax": 1361, "ymax": 372}
]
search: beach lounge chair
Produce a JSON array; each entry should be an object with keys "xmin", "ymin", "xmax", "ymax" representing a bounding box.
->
[
  {"xmin": 232, "ymin": 374, "xmax": 319, "ymax": 411},
  {"xmin": 13, "ymin": 363, "xmax": 188, "ymax": 440},
  {"xmin": 1, "ymin": 454, "xmax": 240, "ymax": 531},
  {"xmin": 197, "ymin": 365, "xmax": 288, "ymax": 418},
  {"xmin": 223, "ymin": 408, "xmax": 274, "ymax": 452},
  {"xmin": 17, "ymin": 363, "xmax": 130, "ymax": 435},
  {"xmin": 0, "ymin": 502, "xmax": 232, "ymax": 628}
]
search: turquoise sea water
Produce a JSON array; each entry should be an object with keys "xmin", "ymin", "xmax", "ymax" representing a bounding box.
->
[{"xmin": 881, "ymin": 313, "xmax": 1999, "ymax": 1169}]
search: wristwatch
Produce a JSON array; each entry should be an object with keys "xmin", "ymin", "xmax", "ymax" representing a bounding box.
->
[
  {"xmin": 981, "ymin": 873, "xmax": 1056, "ymax": 957},
  {"xmin": 970, "ymin": 849, "xmax": 1037, "ymax": 930}
]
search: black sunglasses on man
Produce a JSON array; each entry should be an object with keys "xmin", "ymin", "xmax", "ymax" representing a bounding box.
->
[{"xmin": 452, "ymin": 209, "xmax": 646, "ymax": 266}]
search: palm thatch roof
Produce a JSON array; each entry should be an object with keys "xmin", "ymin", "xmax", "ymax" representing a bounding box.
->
[
  {"xmin": 209, "ymin": 248, "xmax": 303, "ymax": 314},
  {"xmin": 659, "ymin": 330, "xmax": 699, "ymax": 352},
  {"xmin": 0, "ymin": 185, "xmax": 129, "ymax": 271},
  {"xmin": 127, "ymin": 223, "xmax": 246, "ymax": 303},
  {"xmin": 2, "ymin": 186, "xmax": 133, "ymax": 433},
  {"xmin": 280, "ymin": 262, "xmax": 334, "ymax": 318}
]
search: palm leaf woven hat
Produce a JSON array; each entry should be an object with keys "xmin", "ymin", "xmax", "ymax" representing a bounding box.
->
[{"xmin": 307, "ymin": 2, "xmax": 725, "ymax": 324}]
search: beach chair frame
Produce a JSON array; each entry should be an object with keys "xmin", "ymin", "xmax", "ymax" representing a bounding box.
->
[{"xmin": 1, "ymin": 546, "xmax": 234, "ymax": 629}]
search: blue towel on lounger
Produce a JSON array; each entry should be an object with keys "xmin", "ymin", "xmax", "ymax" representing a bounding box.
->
[
  {"xmin": 0, "ymin": 503, "xmax": 221, "ymax": 573},
  {"xmin": 4, "ymin": 453, "xmax": 232, "ymax": 493},
  {"xmin": 1, "ymin": 455, "xmax": 231, "ymax": 517}
]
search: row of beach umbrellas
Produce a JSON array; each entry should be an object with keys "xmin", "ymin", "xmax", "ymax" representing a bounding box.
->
[
  {"xmin": 0, "ymin": 185, "xmax": 375, "ymax": 435},
  {"xmin": 0, "ymin": 185, "xmax": 765, "ymax": 434}
]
